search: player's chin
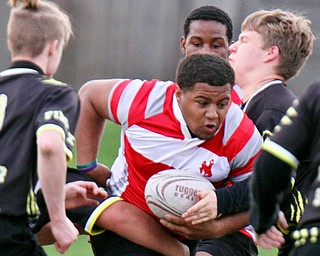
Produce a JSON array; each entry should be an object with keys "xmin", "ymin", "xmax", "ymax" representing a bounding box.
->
[{"xmin": 196, "ymin": 130, "xmax": 216, "ymax": 140}]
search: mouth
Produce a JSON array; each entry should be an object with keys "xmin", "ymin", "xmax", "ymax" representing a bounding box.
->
[{"xmin": 205, "ymin": 124, "xmax": 216, "ymax": 133}]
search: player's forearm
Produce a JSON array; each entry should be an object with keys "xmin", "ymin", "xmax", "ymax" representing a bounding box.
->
[
  {"xmin": 96, "ymin": 201, "xmax": 189, "ymax": 256},
  {"xmin": 76, "ymin": 87, "xmax": 106, "ymax": 165},
  {"xmin": 37, "ymin": 131, "xmax": 67, "ymax": 223},
  {"xmin": 215, "ymin": 178, "xmax": 250, "ymax": 215},
  {"xmin": 208, "ymin": 211, "xmax": 249, "ymax": 238},
  {"xmin": 160, "ymin": 211, "xmax": 249, "ymax": 240}
]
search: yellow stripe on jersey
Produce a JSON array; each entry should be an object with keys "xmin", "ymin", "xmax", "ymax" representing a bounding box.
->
[
  {"xmin": 262, "ymin": 129, "xmax": 273, "ymax": 140},
  {"xmin": 27, "ymin": 188, "xmax": 39, "ymax": 216},
  {"xmin": 36, "ymin": 124, "xmax": 73, "ymax": 163},
  {"xmin": 85, "ymin": 197, "xmax": 123, "ymax": 236},
  {"xmin": 41, "ymin": 77, "xmax": 67, "ymax": 87},
  {"xmin": 262, "ymin": 140, "xmax": 299, "ymax": 170}
]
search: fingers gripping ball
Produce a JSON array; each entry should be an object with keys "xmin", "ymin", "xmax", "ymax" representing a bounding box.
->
[{"xmin": 145, "ymin": 169, "xmax": 215, "ymax": 219}]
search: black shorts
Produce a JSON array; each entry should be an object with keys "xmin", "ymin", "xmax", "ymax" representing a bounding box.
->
[
  {"xmin": 90, "ymin": 230, "xmax": 198, "ymax": 256},
  {"xmin": 31, "ymin": 167, "xmax": 102, "ymax": 234},
  {"xmin": 197, "ymin": 231, "xmax": 258, "ymax": 256},
  {"xmin": 0, "ymin": 215, "xmax": 47, "ymax": 256}
]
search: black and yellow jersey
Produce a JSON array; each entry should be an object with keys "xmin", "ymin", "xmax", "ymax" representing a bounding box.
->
[
  {"xmin": 251, "ymin": 79, "xmax": 320, "ymax": 232},
  {"xmin": 242, "ymin": 80, "xmax": 296, "ymax": 140},
  {"xmin": 0, "ymin": 61, "xmax": 80, "ymax": 217}
]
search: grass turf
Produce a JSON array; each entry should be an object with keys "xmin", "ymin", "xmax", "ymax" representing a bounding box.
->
[{"xmin": 44, "ymin": 237, "xmax": 278, "ymax": 256}]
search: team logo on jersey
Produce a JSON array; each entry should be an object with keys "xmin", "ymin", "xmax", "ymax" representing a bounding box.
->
[
  {"xmin": 44, "ymin": 110, "xmax": 70, "ymax": 130},
  {"xmin": 199, "ymin": 159, "xmax": 214, "ymax": 177}
]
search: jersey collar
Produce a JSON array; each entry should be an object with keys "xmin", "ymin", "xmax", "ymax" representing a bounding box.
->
[
  {"xmin": 242, "ymin": 80, "xmax": 283, "ymax": 112},
  {"xmin": 0, "ymin": 61, "xmax": 45, "ymax": 77}
]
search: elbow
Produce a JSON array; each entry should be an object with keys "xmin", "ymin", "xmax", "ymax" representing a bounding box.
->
[{"xmin": 37, "ymin": 131, "xmax": 64, "ymax": 158}]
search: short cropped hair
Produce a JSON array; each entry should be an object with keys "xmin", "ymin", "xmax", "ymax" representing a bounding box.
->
[
  {"xmin": 242, "ymin": 9, "xmax": 314, "ymax": 81},
  {"xmin": 184, "ymin": 5, "xmax": 233, "ymax": 43},
  {"xmin": 7, "ymin": 0, "xmax": 73, "ymax": 57},
  {"xmin": 176, "ymin": 54, "xmax": 235, "ymax": 91}
]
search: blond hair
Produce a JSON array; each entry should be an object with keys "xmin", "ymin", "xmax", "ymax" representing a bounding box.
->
[
  {"xmin": 242, "ymin": 9, "xmax": 315, "ymax": 81},
  {"xmin": 7, "ymin": 0, "xmax": 73, "ymax": 57}
]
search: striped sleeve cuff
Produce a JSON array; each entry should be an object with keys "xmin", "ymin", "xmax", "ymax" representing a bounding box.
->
[{"xmin": 85, "ymin": 197, "xmax": 123, "ymax": 236}]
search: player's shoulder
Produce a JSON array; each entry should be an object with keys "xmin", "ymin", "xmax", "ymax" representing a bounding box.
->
[
  {"xmin": 129, "ymin": 78, "xmax": 175, "ymax": 88},
  {"xmin": 112, "ymin": 78, "xmax": 175, "ymax": 100},
  {"xmin": 224, "ymin": 103, "xmax": 262, "ymax": 143},
  {"xmin": 226, "ymin": 102, "xmax": 246, "ymax": 123},
  {"xmin": 300, "ymin": 78, "xmax": 320, "ymax": 101}
]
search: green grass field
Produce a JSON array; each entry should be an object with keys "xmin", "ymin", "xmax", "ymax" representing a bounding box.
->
[
  {"xmin": 44, "ymin": 121, "xmax": 278, "ymax": 256},
  {"xmin": 44, "ymin": 237, "xmax": 278, "ymax": 256}
]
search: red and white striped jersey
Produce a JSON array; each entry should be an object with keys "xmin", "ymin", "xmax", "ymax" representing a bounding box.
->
[
  {"xmin": 106, "ymin": 79, "xmax": 262, "ymax": 218},
  {"xmin": 231, "ymin": 84, "xmax": 243, "ymax": 106}
]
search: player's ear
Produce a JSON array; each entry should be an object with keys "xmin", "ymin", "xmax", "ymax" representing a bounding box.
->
[
  {"xmin": 7, "ymin": 38, "xmax": 12, "ymax": 52},
  {"xmin": 48, "ymin": 39, "xmax": 59, "ymax": 56},
  {"xmin": 180, "ymin": 36, "xmax": 186, "ymax": 55},
  {"xmin": 264, "ymin": 46, "xmax": 279, "ymax": 62},
  {"xmin": 175, "ymin": 85, "xmax": 183, "ymax": 102}
]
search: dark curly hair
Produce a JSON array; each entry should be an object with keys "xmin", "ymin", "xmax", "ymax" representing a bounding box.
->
[
  {"xmin": 176, "ymin": 54, "xmax": 234, "ymax": 91},
  {"xmin": 184, "ymin": 5, "xmax": 233, "ymax": 43}
]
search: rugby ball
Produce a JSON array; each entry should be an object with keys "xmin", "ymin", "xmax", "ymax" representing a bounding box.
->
[{"xmin": 145, "ymin": 169, "xmax": 215, "ymax": 219}]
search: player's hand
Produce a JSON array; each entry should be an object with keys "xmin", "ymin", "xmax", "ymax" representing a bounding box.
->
[
  {"xmin": 161, "ymin": 213, "xmax": 221, "ymax": 240},
  {"xmin": 255, "ymin": 225, "xmax": 285, "ymax": 249},
  {"xmin": 65, "ymin": 181, "xmax": 108, "ymax": 209},
  {"xmin": 51, "ymin": 217, "xmax": 79, "ymax": 254},
  {"xmin": 85, "ymin": 163, "xmax": 111, "ymax": 187},
  {"xmin": 255, "ymin": 211, "xmax": 287, "ymax": 249},
  {"xmin": 181, "ymin": 189, "xmax": 217, "ymax": 225}
]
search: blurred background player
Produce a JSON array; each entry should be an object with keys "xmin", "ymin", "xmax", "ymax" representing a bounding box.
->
[{"xmin": 0, "ymin": 0, "xmax": 79, "ymax": 254}]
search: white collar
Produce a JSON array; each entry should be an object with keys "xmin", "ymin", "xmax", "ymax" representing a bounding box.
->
[{"xmin": 0, "ymin": 68, "xmax": 39, "ymax": 77}]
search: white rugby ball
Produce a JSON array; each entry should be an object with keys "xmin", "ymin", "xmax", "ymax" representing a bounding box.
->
[{"xmin": 145, "ymin": 169, "xmax": 215, "ymax": 219}]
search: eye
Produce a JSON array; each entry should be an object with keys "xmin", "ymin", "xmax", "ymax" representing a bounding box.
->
[
  {"xmin": 192, "ymin": 42, "xmax": 202, "ymax": 47},
  {"xmin": 212, "ymin": 44, "xmax": 222, "ymax": 49},
  {"xmin": 211, "ymin": 39, "xmax": 227, "ymax": 49},
  {"xmin": 239, "ymin": 36, "xmax": 248, "ymax": 43},
  {"xmin": 217, "ymin": 101, "xmax": 229, "ymax": 109},
  {"xmin": 197, "ymin": 101, "xmax": 209, "ymax": 107}
]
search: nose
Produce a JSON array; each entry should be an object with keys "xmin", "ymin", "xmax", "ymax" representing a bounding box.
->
[
  {"xmin": 229, "ymin": 41, "xmax": 238, "ymax": 53},
  {"xmin": 206, "ymin": 105, "xmax": 218, "ymax": 119},
  {"xmin": 199, "ymin": 44, "xmax": 217, "ymax": 56}
]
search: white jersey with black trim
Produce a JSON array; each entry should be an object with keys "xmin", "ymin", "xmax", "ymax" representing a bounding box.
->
[{"xmin": 106, "ymin": 79, "xmax": 262, "ymax": 218}]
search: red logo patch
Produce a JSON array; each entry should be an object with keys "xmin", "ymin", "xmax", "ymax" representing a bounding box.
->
[{"xmin": 199, "ymin": 159, "xmax": 214, "ymax": 177}]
